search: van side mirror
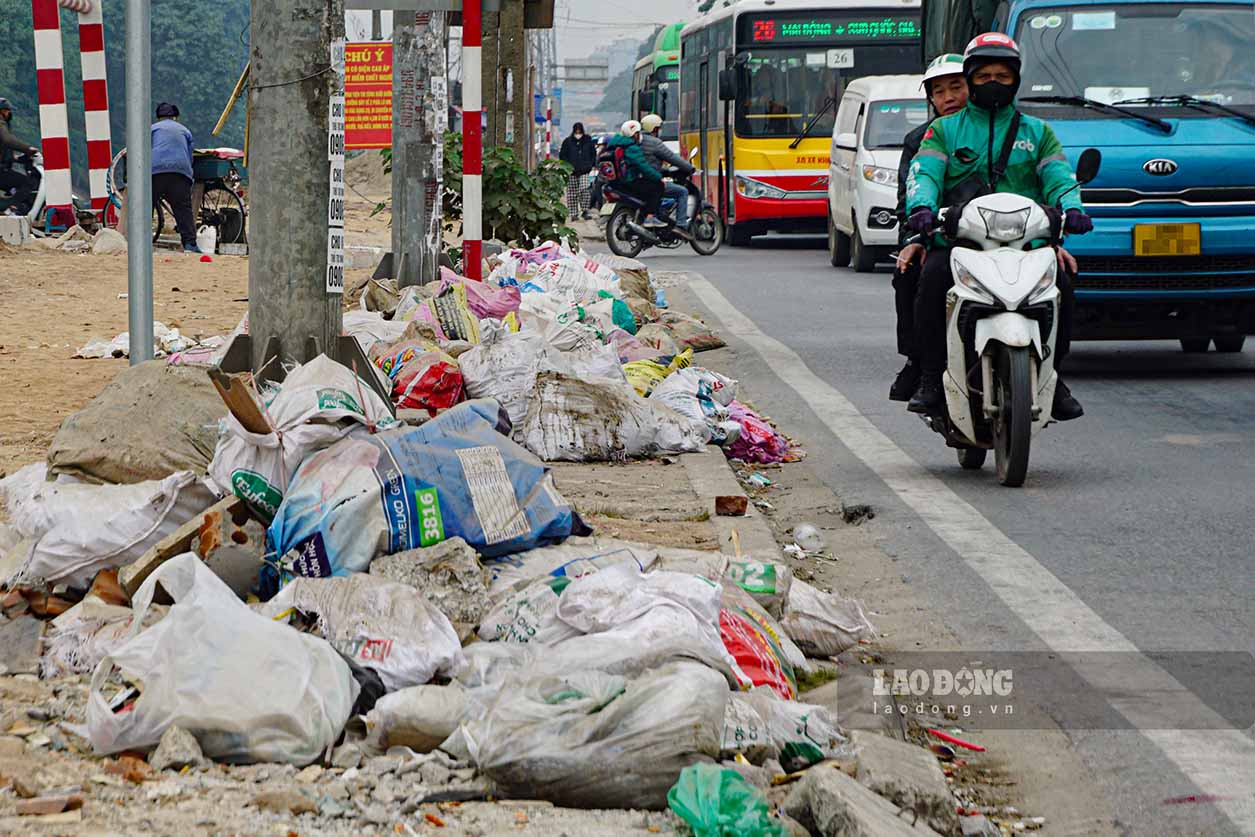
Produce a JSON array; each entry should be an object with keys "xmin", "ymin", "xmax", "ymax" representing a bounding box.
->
[
  {"xmin": 1076, "ymin": 148, "xmax": 1101, "ymax": 184},
  {"xmin": 718, "ymin": 69, "xmax": 738, "ymax": 102},
  {"xmin": 835, "ymin": 132, "xmax": 857, "ymax": 152}
]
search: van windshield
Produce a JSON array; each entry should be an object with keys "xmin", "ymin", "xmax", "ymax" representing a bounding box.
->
[
  {"xmin": 1016, "ymin": 4, "xmax": 1255, "ymax": 107},
  {"xmin": 863, "ymin": 99, "xmax": 930, "ymax": 148}
]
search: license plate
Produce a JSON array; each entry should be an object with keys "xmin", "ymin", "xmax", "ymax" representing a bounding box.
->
[{"xmin": 1134, "ymin": 223, "xmax": 1201, "ymax": 257}]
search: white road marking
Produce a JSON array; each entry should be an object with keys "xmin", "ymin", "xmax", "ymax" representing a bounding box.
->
[{"xmin": 688, "ymin": 275, "xmax": 1255, "ymax": 829}]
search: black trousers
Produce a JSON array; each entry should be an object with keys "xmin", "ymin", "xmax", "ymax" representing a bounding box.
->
[
  {"xmin": 893, "ymin": 260, "xmax": 922, "ymax": 359},
  {"xmin": 152, "ymin": 172, "xmax": 197, "ymax": 248},
  {"xmin": 915, "ymin": 248, "xmax": 1074, "ymax": 374},
  {"xmin": 615, "ymin": 178, "xmax": 664, "ymax": 217},
  {"xmin": 0, "ymin": 166, "xmax": 38, "ymax": 206}
]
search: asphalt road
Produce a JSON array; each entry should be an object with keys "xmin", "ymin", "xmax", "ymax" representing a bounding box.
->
[{"xmin": 634, "ymin": 234, "xmax": 1255, "ymax": 835}]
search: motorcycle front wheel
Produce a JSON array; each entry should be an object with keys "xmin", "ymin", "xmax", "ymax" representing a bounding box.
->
[
  {"xmin": 992, "ymin": 345, "xmax": 1033, "ymax": 487},
  {"xmin": 606, "ymin": 205, "xmax": 644, "ymax": 258},
  {"xmin": 689, "ymin": 207, "xmax": 724, "ymax": 256}
]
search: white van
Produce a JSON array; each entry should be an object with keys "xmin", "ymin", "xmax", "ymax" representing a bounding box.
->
[{"xmin": 827, "ymin": 75, "xmax": 929, "ymax": 273}]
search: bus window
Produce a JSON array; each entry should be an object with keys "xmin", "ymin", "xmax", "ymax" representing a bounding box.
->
[{"xmin": 740, "ymin": 53, "xmax": 837, "ymax": 137}]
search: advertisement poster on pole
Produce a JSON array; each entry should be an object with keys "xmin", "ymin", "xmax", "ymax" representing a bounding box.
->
[{"xmin": 346, "ymin": 42, "xmax": 393, "ymax": 149}]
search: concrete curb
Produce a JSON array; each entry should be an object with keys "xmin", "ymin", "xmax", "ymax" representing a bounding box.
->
[{"xmin": 681, "ymin": 445, "xmax": 783, "ymax": 562}]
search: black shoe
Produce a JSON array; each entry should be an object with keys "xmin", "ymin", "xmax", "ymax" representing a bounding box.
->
[
  {"xmin": 907, "ymin": 373, "xmax": 944, "ymax": 414},
  {"xmin": 889, "ymin": 360, "xmax": 921, "ymax": 402},
  {"xmin": 1051, "ymin": 380, "xmax": 1084, "ymax": 421}
]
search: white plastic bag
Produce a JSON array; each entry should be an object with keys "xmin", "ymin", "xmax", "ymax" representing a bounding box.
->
[
  {"xmin": 364, "ymin": 684, "xmax": 468, "ymax": 753},
  {"xmin": 482, "ymin": 536, "xmax": 661, "ymax": 595},
  {"xmin": 209, "ymin": 355, "xmax": 397, "ymax": 521},
  {"xmin": 780, "ymin": 578, "xmax": 876, "ymax": 658},
  {"xmin": 88, "ymin": 553, "xmax": 358, "ymax": 764},
  {"xmin": 260, "ymin": 574, "xmax": 465, "ymax": 692},
  {"xmin": 722, "ymin": 687, "xmax": 849, "ymax": 771},
  {"xmin": 3, "ymin": 466, "xmax": 218, "ymax": 589},
  {"xmin": 649, "ymin": 367, "xmax": 739, "ymax": 444}
]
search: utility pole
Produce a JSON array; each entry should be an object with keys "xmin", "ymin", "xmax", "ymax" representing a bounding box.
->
[
  {"xmin": 125, "ymin": 0, "xmax": 153, "ymax": 365},
  {"xmin": 246, "ymin": 0, "xmax": 346, "ymax": 372},
  {"xmin": 391, "ymin": 11, "xmax": 448, "ymax": 287},
  {"xmin": 371, "ymin": 9, "xmax": 382, "ymax": 40}
]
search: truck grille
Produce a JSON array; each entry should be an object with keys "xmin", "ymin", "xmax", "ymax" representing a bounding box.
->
[
  {"xmin": 1078, "ymin": 255, "xmax": 1255, "ymax": 273},
  {"xmin": 1075, "ymin": 272, "xmax": 1255, "ymax": 291}
]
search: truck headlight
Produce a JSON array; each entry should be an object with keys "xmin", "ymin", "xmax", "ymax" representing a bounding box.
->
[
  {"xmin": 735, "ymin": 176, "xmax": 787, "ymax": 200},
  {"xmin": 862, "ymin": 165, "xmax": 897, "ymax": 186}
]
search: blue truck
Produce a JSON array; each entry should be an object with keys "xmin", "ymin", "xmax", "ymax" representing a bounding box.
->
[{"xmin": 923, "ymin": 0, "xmax": 1255, "ymax": 352}]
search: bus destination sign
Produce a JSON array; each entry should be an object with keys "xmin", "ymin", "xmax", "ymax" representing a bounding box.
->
[{"xmin": 748, "ymin": 15, "xmax": 921, "ymax": 43}]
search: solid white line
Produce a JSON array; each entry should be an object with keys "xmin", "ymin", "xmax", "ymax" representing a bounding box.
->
[{"xmin": 687, "ymin": 275, "xmax": 1255, "ymax": 829}]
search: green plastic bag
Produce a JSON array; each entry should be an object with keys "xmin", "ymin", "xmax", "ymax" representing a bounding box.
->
[
  {"xmin": 598, "ymin": 290, "xmax": 638, "ymax": 335},
  {"xmin": 667, "ymin": 764, "xmax": 787, "ymax": 837}
]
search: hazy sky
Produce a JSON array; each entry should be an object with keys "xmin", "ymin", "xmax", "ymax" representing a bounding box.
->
[{"xmin": 554, "ymin": 0, "xmax": 703, "ymax": 62}]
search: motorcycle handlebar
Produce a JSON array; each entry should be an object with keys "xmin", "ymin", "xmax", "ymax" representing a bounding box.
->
[{"xmin": 903, "ymin": 203, "xmax": 1067, "ymax": 248}]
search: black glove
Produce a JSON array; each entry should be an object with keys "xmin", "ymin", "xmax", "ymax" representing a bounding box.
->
[
  {"xmin": 1064, "ymin": 209, "xmax": 1093, "ymax": 234},
  {"xmin": 907, "ymin": 207, "xmax": 937, "ymax": 235}
]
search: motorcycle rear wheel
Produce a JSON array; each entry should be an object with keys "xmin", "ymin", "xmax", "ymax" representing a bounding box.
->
[
  {"xmin": 689, "ymin": 207, "xmax": 723, "ymax": 256},
  {"xmin": 606, "ymin": 205, "xmax": 644, "ymax": 258},
  {"xmin": 993, "ymin": 345, "xmax": 1033, "ymax": 487}
]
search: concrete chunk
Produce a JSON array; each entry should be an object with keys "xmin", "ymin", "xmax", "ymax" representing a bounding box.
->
[
  {"xmin": 850, "ymin": 731, "xmax": 959, "ymax": 835},
  {"xmin": 783, "ymin": 763, "xmax": 941, "ymax": 837}
]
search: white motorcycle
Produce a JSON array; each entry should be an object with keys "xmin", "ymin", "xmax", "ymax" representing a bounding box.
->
[{"xmin": 915, "ymin": 149, "xmax": 1100, "ymax": 487}]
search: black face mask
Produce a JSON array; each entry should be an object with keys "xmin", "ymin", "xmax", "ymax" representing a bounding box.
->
[{"xmin": 970, "ymin": 80, "xmax": 1018, "ymax": 110}]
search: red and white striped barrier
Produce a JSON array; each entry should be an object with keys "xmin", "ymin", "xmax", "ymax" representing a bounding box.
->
[
  {"xmin": 29, "ymin": 0, "xmax": 111, "ymax": 227},
  {"xmin": 462, "ymin": 0, "xmax": 482, "ymax": 280},
  {"xmin": 77, "ymin": 0, "xmax": 112, "ymax": 213}
]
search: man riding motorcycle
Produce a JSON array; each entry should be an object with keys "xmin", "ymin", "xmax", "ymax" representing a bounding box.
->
[
  {"xmin": 606, "ymin": 120, "xmax": 665, "ymax": 225},
  {"xmin": 904, "ymin": 33, "xmax": 1091, "ymax": 421},
  {"xmin": 889, "ymin": 54, "xmax": 968, "ymax": 401},
  {"xmin": 0, "ymin": 98, "xmax": 42, "ymax": 212},
  {"xmin": 639, "ymin": 113, "xmax": 695, "ymax": 234}
]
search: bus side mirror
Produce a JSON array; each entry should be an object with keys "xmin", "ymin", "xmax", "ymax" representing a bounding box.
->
[
  {"xmin": 719, "ymin": 69, "xmax": 738, "ymax": 102},
  {"xmin": 1076, "ymin": 148, "xmax": 1101, "ymax": 184}
]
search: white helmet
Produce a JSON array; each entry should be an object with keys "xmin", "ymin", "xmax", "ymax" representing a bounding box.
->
[
  {"xmin": 922, "ymin": 53, "xmax": 965, "ymax": 92},
  {"xmin": 641, "ymin": 113, "xmax": 663, "ymax": 133},
  {"xmin": 620, "ymin": 119, "xmax": 643, "ymax": 137}
]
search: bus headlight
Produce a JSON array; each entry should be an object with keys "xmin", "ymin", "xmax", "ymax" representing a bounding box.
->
[
  {"xmin": 862, "ymin": 166, "xmax": 897, "ymax": 186},
  {"xmin": 735, "ymin": 175, "xmax": 787, "ymax": 200}
]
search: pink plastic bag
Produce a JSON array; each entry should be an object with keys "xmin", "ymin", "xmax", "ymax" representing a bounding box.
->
[
  {"xmin": 439, "ymin": 267, "xmax": 521, "ymax": 320},
  {"xmin": 725, "ymin": 401, "xmax": 791, "ymax": 464}
]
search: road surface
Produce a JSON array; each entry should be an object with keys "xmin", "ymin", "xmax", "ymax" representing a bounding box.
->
[{"xmin": 628, "ymin": 234, "xmax": 1255, "ymax": 835}]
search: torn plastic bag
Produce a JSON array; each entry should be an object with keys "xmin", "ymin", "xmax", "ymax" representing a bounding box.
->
[
  {"xmin": 722, "ymin": 688, "xmax": 849, "ymax": 772},
  {"xmin": 780, "ymin": 578, "xmax": 876, "ymax": 658},
  {"xmin": 667, "ymin": 763, "xmax": 787, "ymax": 837},
  {"xmin": 209, "ymin": 355, "xmax": 398, "ymax": 522},
  {"xmin": 42, "ymin": 598, "xmax": 168, "ymax": 678},
  {"xmin": 724, "ymin": 401, "xmax": 793, "ymax": 464},
  {"xmin": 344, "ymin": 310, "xmax": 411, "ymax": 355},
  {"xmin": 520, "ymin": 371, "xmax": 706, "ymax": 461},
  {"xmin": 267, "ymin": 399, "xmax": 589, "ymax": 585},
  {"xmin": 260, "ymin": 573, "xmax": 465, "ymax": 692},
  {"xmin": 438, "ymin": 267, "xmax": 521, "ymax": 319},
  {"xmin": 624, "ymin": 349, "xmax": 692, "ymax": 397},
  {"xmin": 87, "ymin": 553, "xmax": 357, "ymax": 764},
  {"xmin": 4, "ymin": 467, "xmax": 218, "ymax": 589},
  {"xmin": 364, "ymin": 683, "xmax": 468, "ymax": 753},
  {"xmin": 478, "ymin": 575, "xmax": 582, "ymax": 645},
  {"xmin": 463, "ymin": 661, "xmax": 727, "ymax": 810},
  {"xmin": 650, "ymin": 367, "xmax": 739, "ymax": 444}
]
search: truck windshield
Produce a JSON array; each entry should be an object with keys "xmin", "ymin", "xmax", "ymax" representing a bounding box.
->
[
  {"xmin": 1016, "ymin": 4, "xmax": 1255, "ymax": 108},
  {"xmin": 864, "ymin": 99, "xmax": 930, "ymax": 148}
]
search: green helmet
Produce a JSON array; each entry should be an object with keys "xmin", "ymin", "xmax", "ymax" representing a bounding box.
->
[{"xmin": 922, "ymin": 53, "xmax": 965, "ymax": 93}]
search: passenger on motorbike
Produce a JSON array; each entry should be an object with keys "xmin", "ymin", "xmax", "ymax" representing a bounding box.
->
[
  {"xmin": 639, "ymin": 113, "xmax": 695, "ymax": 235},
  {"xmin": 0, "ymin": 98, "xmax": 42, "ymax": 212},
  {"xmin": 606, "ymin": 120, "xmax": 665, "ymax": 223},
  {"xmin": 904, "ymin": 33, "xmax": 1091, "ymax": 421}
]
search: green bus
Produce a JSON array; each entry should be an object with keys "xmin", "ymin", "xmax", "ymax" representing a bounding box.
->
[{"xmin": 631, "ymin": 22, "xmax": 685, "ymax": 143}]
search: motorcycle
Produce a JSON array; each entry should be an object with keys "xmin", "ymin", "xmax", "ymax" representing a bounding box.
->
[
  {"xmin": 0, "ymin": 152, "xmax": 45, "ymax": 227},
  {"xmin": 603, "ymin": 169, "xmax": 723, "ymax": 258},
  {"xmin": 912, "ymin": 149, "xmax": 1100, "ymax": 487}
]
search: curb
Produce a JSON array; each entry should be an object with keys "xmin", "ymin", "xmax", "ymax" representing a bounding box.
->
[{"xmin": 682, "ymin": 445, "xmax": 783, "ymax": 563}]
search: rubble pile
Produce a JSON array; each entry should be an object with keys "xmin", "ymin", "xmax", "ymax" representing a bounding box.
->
[{"xmin": 0, "ymin": 251, "xmax": 990, "ymax": 836}]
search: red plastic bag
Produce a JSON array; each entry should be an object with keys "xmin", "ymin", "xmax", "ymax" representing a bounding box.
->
[
  {"xmin": 725, "ymin": 401, "xmax": 792, "ymax": 464},
  {"xmin": 719, "ymin": 607, "xmax": 797, "ymax": 700},
  {"xmin": 375, "ymin": 340, "xmax": 464, "ymax": 415}
]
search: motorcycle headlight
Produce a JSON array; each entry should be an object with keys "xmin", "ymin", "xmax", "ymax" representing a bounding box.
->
[
  {"xmin": 955, "ymin": 262, "xmax": 996, "ymax": 304},
  {"xmin": 735, "ymin": 176, "xmax": 787, "ymax": 200},
  {"xmin": 861, "ymin": 165, "xmax": 897, "ymax": 186},
  {"xmin": 977, "ymin": 206, "xmax": 1031, "ymax": 242},
  {"xmin": 1027, "ymin": 263, "xmax": 1058, "ymax": 304}
]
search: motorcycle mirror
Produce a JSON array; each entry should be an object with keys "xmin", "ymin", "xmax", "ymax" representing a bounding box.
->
[{"xmin": 1076, "ymin": 148, "xmax": 1101, "ymax": 185}]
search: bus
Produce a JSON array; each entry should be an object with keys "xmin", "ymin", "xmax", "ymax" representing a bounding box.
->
[
  {"xmin": 681, "ymin": 0, "xmax": 923, "ymax": 246},
  {"xmin": 631, "ymin": 22, "xmax": 686, "ymax": 145}
]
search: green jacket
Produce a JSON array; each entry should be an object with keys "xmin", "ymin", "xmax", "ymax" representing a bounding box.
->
[
  {"xmin": 607, "ymin": 134, "xmax": 661, "ymax": 184},
  {"xmin": 906, "ymin": 103, "xmax": 1083, "ymax": 215}
]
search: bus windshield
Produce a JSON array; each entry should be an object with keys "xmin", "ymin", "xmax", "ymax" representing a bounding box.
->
[
  {"xmin": 1016, "ymin": 4, "xmax": 1255, "ymax": 107},
  {"xmin": 656, "ymin": 71, "xmax": 680, "ymax": 141},
  {"xmin": 738, "ymin": 44, "xmax": 920, "ymax": 137},
  {"xmin": 864, "ymin": 99, "xmax": 930, "ymax": 148}
]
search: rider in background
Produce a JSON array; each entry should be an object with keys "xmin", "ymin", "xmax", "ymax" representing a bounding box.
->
[
  {"xmin": 889, "ymin": 54, "xmax": 968, "ymax": 402},
  {"xmin": 639, "ymin": 113, "xmax": 695, "ymax": 235},
  {"xmin": 905, "ymin": 33, "xmax": 1091, "ymax": 421},
  {"xmin": 606, "ymin": 120, "xmax": 664, "ymax": 224},
  {"xmin": 0, "ymin": 98, "xmax": 41, "ymax": 211}
]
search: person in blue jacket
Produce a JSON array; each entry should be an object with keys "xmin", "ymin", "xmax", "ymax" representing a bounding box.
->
[{"xmin": 151, "ymin": 102, "xmax": 199, "ymax": 252}]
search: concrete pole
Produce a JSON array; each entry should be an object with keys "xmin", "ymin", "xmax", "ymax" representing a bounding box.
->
[
  {"xmin": 247, "ymin": 0, "xmax": 345, "ymax": 372},
  {"xmin": 500, "ymin": 0, "xmax": 527, "ymax": 160},
  {"xmin": 371, "ymin": 9, "xmax": 382, "ymax": 40},
  {"xmin": 391, "ymin": 11, "xmax": 447, "ymax": 287},
  {"xmin": 125, "ymin": 0, "xmax": 153, "ymax": 365}
]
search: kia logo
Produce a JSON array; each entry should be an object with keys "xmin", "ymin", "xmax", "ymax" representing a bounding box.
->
[{"xmin": 1143, "ymin": 159, "xmax": 1178, "ymax": 176}]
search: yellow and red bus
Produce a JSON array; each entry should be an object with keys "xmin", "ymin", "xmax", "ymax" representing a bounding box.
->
[{"xmin": 680, "ymin": 0, "xmax": 922, "ymax": 246}]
